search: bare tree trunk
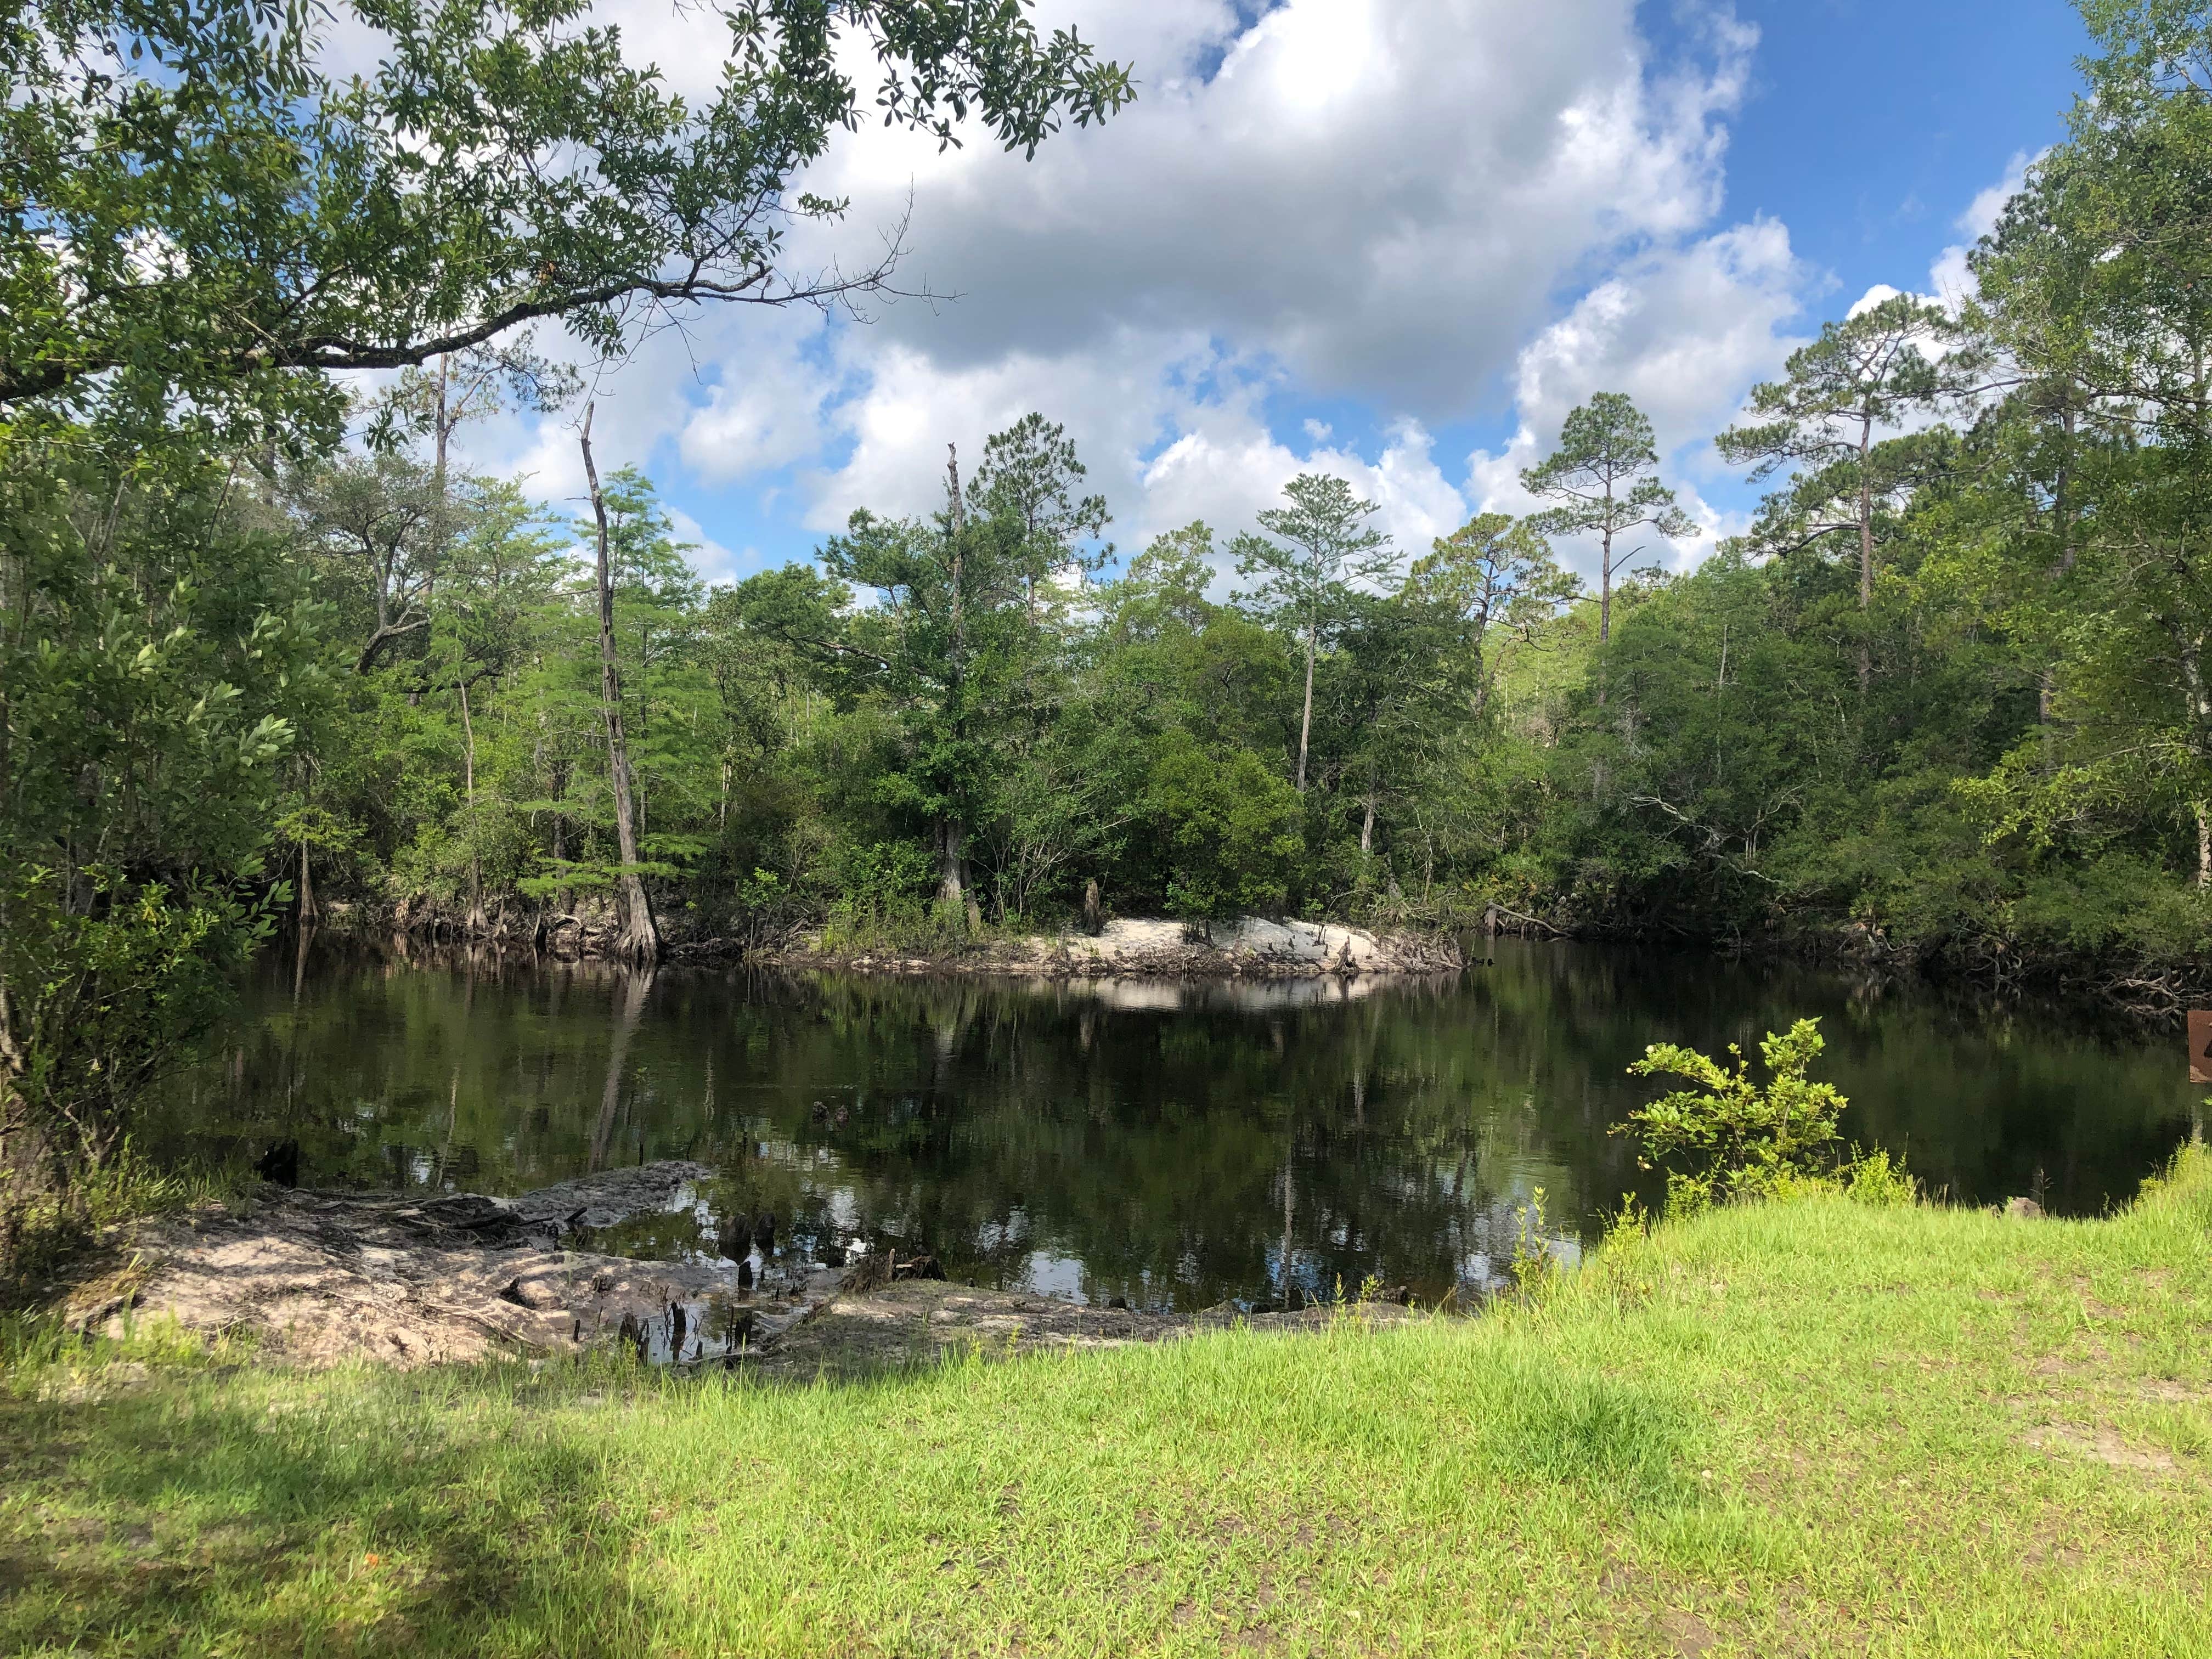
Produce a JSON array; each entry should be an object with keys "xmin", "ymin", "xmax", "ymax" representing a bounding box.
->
[
  {"xmin": 297, "ymin": 838, "xmax": 317, "ymax": 923},
  {"xmin": 1857, "ymin": 411, "xmax": 1875, "ymax": 695},
  {"xmin": 936, "ymin": 818, "xmax": 968, "ymax": 912},
  {"xmin": 938, "ymin": 444, "xmax": 973, "ymax": 925},
  {"xmin": 2044, "ymin": 401, "xmax": 2078, "ymax": 732},
  {"xmin": 1358, "ymin": 794, "xmax": 1375, "ymax": 856},
  {"xmin": 1295, "ymin": 616, "xmax": 1317, "ymax": 793},
  {"xmin": 433, "ymin": 353, "xmax": 452, "ymax": 556},
  {"xmin": 634, "ymin": 620, "xmax": 650, "ymax": 841},
  {"xmin": 2181, "ymin": 625, "xmax": 2212, "ymax": 889},
  {"xmin": 292, "ymin": 914, "xmax": 312, "ymax": 1002},
  {"xmin": 1595, "ymin": 495, "xmax": 1614, "ymax": 708},
  {"xmin": 0, "ymin": 980, "xmax": 23, "ymax": 1088},
  {"xmin": 948, "ymin": 444, "xmax": 967, "ymax": 670},
  {"xmin": 580, "ymin": 404, "xmax": 658, "ymax": 963},
  {"xmin": 2056, "ymin": 403, "xmax": 2077, "ymax": 575},
  {"xmin": 458, "ymin": 678, "xmax": 484, "ymax": 934},
  {"xmin": 1598, "ymin": 524, "xmax": 1613, "ymax": 645}
]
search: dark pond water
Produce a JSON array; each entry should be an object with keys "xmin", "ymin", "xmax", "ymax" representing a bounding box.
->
[{"xmin": 150, "ymin": 934, "xmax": 2202, "ymax": 1311}]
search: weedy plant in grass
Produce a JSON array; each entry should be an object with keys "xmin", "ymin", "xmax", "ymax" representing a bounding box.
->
[
  {"xmin": 1508, "ymin": 1184, "xmax": 1557, "ymax": 1298},
  {"xmin": 1620, "ymin": 1017, "xmax": 1912, "ymax": 1216}
]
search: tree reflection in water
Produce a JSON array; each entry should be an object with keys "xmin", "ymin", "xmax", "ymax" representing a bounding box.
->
[{"xmin": 152, "ymin": 939, "xmax": 2198, "ymax": 1310}]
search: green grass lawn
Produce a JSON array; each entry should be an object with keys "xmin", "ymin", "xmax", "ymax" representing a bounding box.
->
[{"xmin": 4, "ymin": 1146, "xmax": 2209, "ymax": 1658}]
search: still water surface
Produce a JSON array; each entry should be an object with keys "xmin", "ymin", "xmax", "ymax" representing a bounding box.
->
[{"xmin": 154, "ymin": 936, "xmax": 2202, "ymax": 1310}]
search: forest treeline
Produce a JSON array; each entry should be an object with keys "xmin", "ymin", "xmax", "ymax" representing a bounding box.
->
[{"xmin": 8, "ymin": 0, "xmax": 2212, "ymax": 1204}]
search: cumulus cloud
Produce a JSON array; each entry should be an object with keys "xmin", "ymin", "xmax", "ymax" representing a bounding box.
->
[
  {"xmin": 1463, "ymin": 217, "xmax": 1811, "ymax": 573},
  {"xmin": 665, "ymin": 507, "xmax": 749, "ymax": 586},
  {"xmin": 436, "ymin": 0, "xmax": 1841, "ymax": 584},
  {"xmin": 763, "ymin": 0, "xmax": 1801, "ymax": 575},
  {"xmin": 792, "ymin": 0, "xmax": 1758, "ymax": 416},
  {"xmin": 1142, "ymin": 415, "xmax": 1470, "ymax": 573},
  {"xmin": 1830, "ymin": 151, "xmax": 2039, "ymax": 325},
  {"xmin": 1927, "ymin": 150, "xmax": 2038, "ymax": 306}
]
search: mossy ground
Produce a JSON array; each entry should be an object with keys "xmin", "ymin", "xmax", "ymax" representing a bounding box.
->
[{"xmin": 4, "ymin": 1147, "xmax": 2208, "ymax": 1657}]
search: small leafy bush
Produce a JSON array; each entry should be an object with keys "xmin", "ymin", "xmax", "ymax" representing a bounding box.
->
[
  {"xmin": 1508, "ymin": 1185, "xmax": 1557, "ymax": 1299},
  {"xmin": 1620, "ymin": 1017, "xmax": 1854, "ymax": 1214}
]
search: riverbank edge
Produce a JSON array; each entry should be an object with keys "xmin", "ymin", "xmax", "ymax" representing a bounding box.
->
[
  {"xmin": 323, "ymin": 895, "xmax": 2205, "ymax": 1017},
  {"xmin": 5, "ymin": 1146, "xmax": 2207, "ymax": 1655},
  {"xmin": 736, "ymin": 918, "xmax": 1464, "ymax": 980},
  {"xmin": 30, "ymin": 1167, "xmax": 1423, "ymax": 1373},
  {"xmin": 1471, "ymin": 902, "xmax": 2210, "ymax": 1023},
  {"xmin": 330, "ymin": 902, "xmax": 1468, "ymax": 979}
]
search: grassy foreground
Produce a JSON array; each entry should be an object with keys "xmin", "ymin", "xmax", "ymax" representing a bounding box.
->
[{"xmin": 4, "ymin": 1152, "xmax": 2210, "ymax": 1657}]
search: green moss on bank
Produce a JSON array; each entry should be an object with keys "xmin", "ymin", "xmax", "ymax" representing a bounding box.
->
[{"xmin": 4, "ymin": 1148, "xmax": 2209, "ymax": 1657}]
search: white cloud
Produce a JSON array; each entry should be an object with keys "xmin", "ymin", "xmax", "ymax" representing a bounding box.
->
[
  {"xmin": 1829, "ymin": 151, "xmax": 2036, "ymax": 322},
  {"xmin": 1464, "ymin": 217, "xmax": 1810, "ymax": 577},
  {"xmin": 432, "ymin": 0, "xmax": 1844, "ymax": 588},
  {"xmin": 789, "ymin": 0, "xmax": 1760, "ymax": 417},
  {"xmin": 1142, "ymin": 414, "xmax": 1469, "ymax": 578},
  {"xmin": 733, "ymin": 0, "xmax": 1806, "ymax": 580},
  {"xmin": 674, "ymin": 314, "xmax": 844, "ymax": 487},
  {"xmin": 1503, "ymin": 218, "xmax": 1809, "ymax": 461},
  {"xmin": 1847, "ymin": 283, "xmax": 1905, "ymax": 319},
  {"xmin": 1927, "ymin": 150, "xmax": 2037, "ymax": 307},
  {"xmin": 666, "ymin": 507, "xmax": 747, "ymax": 587}
]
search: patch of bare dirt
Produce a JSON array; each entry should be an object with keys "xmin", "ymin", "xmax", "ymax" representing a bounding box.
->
[
  {"xmin": 2027, "ymin": 1424, "xmax": 2179, "ymax": 1473},
  {"xmin": 2135, "ymin": 1379, "xmax": 2209, "ymax": 1404},
  {"xmin": 1657, "ymin": 1607, "xmax": 1718, "ymax": 1656}
]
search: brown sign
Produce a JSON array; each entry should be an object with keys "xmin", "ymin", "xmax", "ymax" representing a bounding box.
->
[{"xmin": 2191, "ymin": 1011, "xmax": 2212, "ymax": 1084}]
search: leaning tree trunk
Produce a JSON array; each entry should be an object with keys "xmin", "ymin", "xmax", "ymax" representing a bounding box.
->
[{"xmin": 580, "ymin": 405, "xmax": 658, "ymax": 963}]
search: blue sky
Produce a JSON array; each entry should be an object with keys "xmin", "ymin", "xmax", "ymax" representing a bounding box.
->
[
  {"xmin": 469, "ymin": 1, "xmax": 2099, "ymax": 590},
  {"xmin": 1709, "ymin": 1, "xmax": 2084, "ymax": 295}
]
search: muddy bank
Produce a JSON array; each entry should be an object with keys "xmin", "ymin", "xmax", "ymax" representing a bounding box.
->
[{"xmin": 55, "ymin": 1163, "xmax": 1420, "ymax": 1374}]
